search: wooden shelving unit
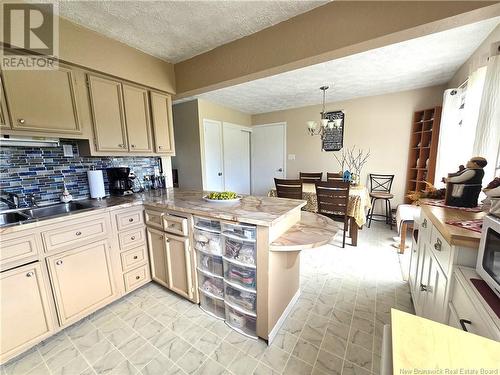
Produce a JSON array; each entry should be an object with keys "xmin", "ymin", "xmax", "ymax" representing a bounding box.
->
[{"xmin": 404, "ymin": 106, "xmax": 442, "ymax": 203}]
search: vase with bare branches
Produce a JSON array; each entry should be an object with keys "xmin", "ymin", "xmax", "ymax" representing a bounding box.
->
[{"xmin": 333, "ymin": 146, "xmax": 370, "ymax": 185}]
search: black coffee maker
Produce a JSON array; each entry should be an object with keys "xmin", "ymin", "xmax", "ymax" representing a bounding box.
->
[{"xmin": 106, "ymin": 167, "xmax": 133, "ymax": 196}]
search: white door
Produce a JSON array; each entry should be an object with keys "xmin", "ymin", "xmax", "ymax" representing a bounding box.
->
[
  {"xmin": 203, "ymin": 119, "xmax": 224, "ymax": 191},
  {"xmin": 223, "ymin": 124, "xmax": 251, "ymax": 194},
  {"xmin": 251, "ymin": 123, "xmax": 286, "ymax": 196}
]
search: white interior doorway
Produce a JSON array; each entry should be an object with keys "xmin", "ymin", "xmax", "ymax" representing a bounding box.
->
[
  {"xmin": 251, "ymin": 122, "xmax": 286, "ymax": 196},
  {"xmin": 202, "ymin": 119, "xmax": 224, "ymax": 191}
]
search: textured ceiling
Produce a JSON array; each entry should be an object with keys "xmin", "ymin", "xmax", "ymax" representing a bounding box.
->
[
  {"xmin": 57, "ymin": 0, "xmax": 329, "ymax": 63},
  {"xmin": 186, "ymin": 17, "xmax": 499, "ymax": 114}
]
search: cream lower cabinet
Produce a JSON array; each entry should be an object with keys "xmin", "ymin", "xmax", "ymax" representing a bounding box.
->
[
  {"xmin": 46, "ymin": 240, "xmax": 117, "ymax": 326},
  {"xmin": 147, "ymin": 227, "xmax": 169, "ymax": 288},
  {"xmin": 0, "ymin": 263, "xmax": 55, "ymax": 363}
]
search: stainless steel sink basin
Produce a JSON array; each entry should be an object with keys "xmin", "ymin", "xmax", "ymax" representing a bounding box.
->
[
  {"xmin": 0, "ymin": 211, "xmax": 31, "ymax": 226},
  {"xmin": 21, "ymin": 202, "xmax": 94, "ymax": 219}
]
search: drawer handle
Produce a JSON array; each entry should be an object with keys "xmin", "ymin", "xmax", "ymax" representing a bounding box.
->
[
  {"xmin": 131, "ymin": 236, "xmax": 136, "ymax": 241},
  {"xmin": 434, "ymin": 238, "xmax": 442, "ymax": 251},
  {"xmin": 26, "ymin": 271, "xmax": 34, "ymax": 277},
  {"xmin": 129, "ymin": 218, "xmax": 134, "ymax": 222},
  {"xmin": 135, "ymin": 275, "xmax": 141, "ymax": 280},
  {"xmin": 133, "ymin": 255, "xmax": 138, "ymax": 259},
  {"xmin": 422, "ymin": 219, "xmax": 427, "ymax": 228},
  {"xmin": 459, "ymin": 319, "xmax": 472, "ymax": 332},
  {"xmin": 75, "ymin": 231, "xmax": 82, "ymax": 236},
  {"xmin": 56, "ymin": 260, "xmax": 63, "ymax": 266},
  {"xmin": 420, "ymin": 283, "xmax": 428, "ymax": 292}
]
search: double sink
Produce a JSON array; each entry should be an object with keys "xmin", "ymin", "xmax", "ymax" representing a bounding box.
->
[{"xmin": 0, "ymin": 201, "xmax": 95, "ymax": 227}]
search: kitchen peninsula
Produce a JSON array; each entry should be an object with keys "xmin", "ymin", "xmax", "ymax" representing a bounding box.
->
[{"xmin": 0, "ymin": 189, "xmax": 340, "ymax": 363}]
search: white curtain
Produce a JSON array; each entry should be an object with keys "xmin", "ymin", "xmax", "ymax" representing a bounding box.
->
[
  {"xmin": 473, "ymin": 55, "xmax": 500, "ymax": 184},
  {"xmin": 434, "ymin": 89, "xmax": 463, "ymax": 187}
]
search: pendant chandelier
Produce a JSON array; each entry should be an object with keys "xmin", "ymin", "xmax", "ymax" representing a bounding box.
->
[{"xmin": 307, "ymin": 86, "xmax": 341, "ymax": 138}]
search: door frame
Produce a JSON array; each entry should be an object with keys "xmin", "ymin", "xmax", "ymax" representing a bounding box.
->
[
  {"xmin": 250, "ymin": 122, "xmax": 287, "ymax": 195},
  {"xmin": 201, "ymin": 118, "xmax": 224, "ymax": 191}
]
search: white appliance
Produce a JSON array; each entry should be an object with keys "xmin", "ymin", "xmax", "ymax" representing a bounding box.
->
[{"xmin": 476, "ymin": 214, "xmax": 500, "ymax": 298}]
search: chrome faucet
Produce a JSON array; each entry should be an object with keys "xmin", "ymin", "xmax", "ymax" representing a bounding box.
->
[
  {"xmin": 0, "ymin": 192, "xmax": 20, "ymax": 209},
  {"xmin": 26, "ymin": 194, "xmax": 38, "ymax": 207}
]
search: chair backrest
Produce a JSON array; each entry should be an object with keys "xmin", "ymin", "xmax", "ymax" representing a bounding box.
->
[
  {"xmin": 299, "ymin": 172, "xmax": 323, "ymax": 182},
  {"xmin": 315, "ymin": 180, "xmax": 350, "ymax": 217},
  {"xmin": 274, "ymin": 178, "xmax": 303, "ymax": 200},
  {"xmin": 369, "ymin": 174, "xmax": 394, "ymax": 193},
  {"xmin": 326, "ymin": 172, "xmax": 344, "ymax": 181}
]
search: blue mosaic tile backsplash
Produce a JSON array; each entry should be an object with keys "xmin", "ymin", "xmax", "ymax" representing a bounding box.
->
[{"xmin": 0, "ymin": 140, "xmax": 160, "ymax": 208}]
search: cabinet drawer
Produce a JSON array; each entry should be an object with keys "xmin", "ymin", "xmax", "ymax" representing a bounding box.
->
[
  {"xmin": 42, "ymin": 216, "xmax": 108, "ymax": 252},
  {"xmin": 120, "ymin": 245, "xmax": 148, "ymax": 272},
  {"xmin": 115, "ymin": 209, "xmax": 144, "ymax": 231},
  {"xmin": 0, "ymin": 231, "xmax": 41, "ymax": 271},
  {"xmin": 429, "ymin": 229, "xmax": 452, "ymax": 274},
  {"xmin": 145, "ymin": 209, "xmax": 163, "ymax": 229},
  {"xmin": 118, "ymin": 227, "xmax": 146, "ymax": 250},
  {"xmin": 163, "ymin": 214, "xmax": 188, "ymax": 236},
  {"xmin": 450, "ymin": 275, "xmax": 493, "ymax": 339},
  {"xmin": 123, "ymin": 264, "xmax": 150, "ymax": 292}
]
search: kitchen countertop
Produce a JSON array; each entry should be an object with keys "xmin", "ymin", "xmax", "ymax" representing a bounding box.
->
[
  {"xmin": 0, "ymin": 188, "xmax": 306, "ymax": 233},
  {"xmin": 420, "ymin": 204, "xmax": 485, "ymax": 248},
  {"xmin": 391, "ymin": 309, "xmax": 500, "ymax": 371}
]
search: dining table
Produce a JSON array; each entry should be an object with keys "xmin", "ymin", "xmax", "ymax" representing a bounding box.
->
[{"xmin": 269, "ymin": 183, "xmax": 372, "ymax": 246}]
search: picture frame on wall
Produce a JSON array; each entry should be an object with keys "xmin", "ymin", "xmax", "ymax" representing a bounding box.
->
[{"xmin": 322, "ymin": 110, "xmax": 345, "ymax": 151}]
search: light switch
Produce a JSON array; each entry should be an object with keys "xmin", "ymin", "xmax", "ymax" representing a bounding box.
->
[{"xmin": 288, "ymin": 154, "xmax": 296, "ymax": 160}]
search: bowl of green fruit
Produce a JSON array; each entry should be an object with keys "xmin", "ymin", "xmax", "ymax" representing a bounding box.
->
[{"xmin": 203, "ymin": 191, "xmax": 241, "ymax": 203}]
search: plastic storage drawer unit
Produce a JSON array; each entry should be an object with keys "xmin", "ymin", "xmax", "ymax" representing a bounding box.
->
[
  {"xmin": 225, "ymin": 302, "xmax": 257, "ymax": 338},
  {"xmin": 199, "ymin": 291, "xmax": 225, "ymax": 320},
  {"xmin": 197, "ymin": 251, "xmax": 223, "ymax": 276},
  {"xmin": 224, "ymin": 280, "xmax": 256, "ymax": 314},
  {"xmin": 223, "ymin": 258, "xmax": 256, "ymax": 290},
  {"xmin": 197, "ymin": 269, "xmax": 224, "ymax": 299}
]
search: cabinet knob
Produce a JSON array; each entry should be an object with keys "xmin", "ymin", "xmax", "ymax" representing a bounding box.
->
[
  {"xmin": 75, "ymin": 231, "xmax": 82, "ymax": 236},
  {"xmin": 434, "ymin": 238, "xmax": 442, "ymax": 251},
  {"xmin": 129, "ymin": 218, "xmax": 134, "ymax": 222},
  {"xmin": 26, "ymin": 271, "xmax": 34, "ymax": 277},
  {"xmin": 159, "ymin": 145, "xmax": 163, "ymax": 149},
  {"xmin": 131, "ymin": 236, "xmax": 136, "ymax": 240},
  {"xmin": 18, "ymin": 118, "xmax": 25, "ymax": 124},
  {"xmin": 135, "ymin": 275, "xmax": 140, "ymax": 280},
  {"xmin": 421, "ymin": 219, "xmax": 427, "ymax": 228},
  {"xmin": 459, "ymin": 319, "xmax": 472, "ymax": 332},
  {"xmin": 56, "ymin": 260, "xmax": 63, "ymax": 266},
  {"xmin": 131, "ymin": 144, "xmax": 136, "ymax": 148},
  {"xmin": 166, "ymin": 239, "xmax": 169, "ymax": 243},
  {"xmin": 217, "ymin": 172, "xmax": 222, "ymax": 176},
  {"xmin": 419, "ymin": 283, "xmax": 428, "ymax": 292},
  {"xmin": 133, "ymin": 255, "xmax": 138, "ymax": 259}
]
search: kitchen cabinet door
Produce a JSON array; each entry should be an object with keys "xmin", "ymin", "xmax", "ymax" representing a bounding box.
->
[
  {"xmin": 0, "ymin": 75, "xmax": 11, "ymax": 129},
  {"xmin": 123, "ymin": 84, "xmax": 153, "ymax": 152},
  {"xmin": 2, "ymin": 65, "xmax": 81, "ymax": 133},
  {"xmin": 426, "ymin": 256, "xmax": 448, "ymax": 323},
  {"xmin": 413, "ymin": 244, "xmax": 429, "ymax": 316},
  {"xmin": 150, "ymin": 91, "xmax": 175, "ymax": 154},
  {"xmin": 1, "ymin": 263, "xmax": 55, "ymax": 363},
  {"xmin": 87, "ymin": 75, "xmax": 128, "ymax": 152},
  {"xmin": 146, "ymin": 227, "xmax": 169, "ymax": 288},
  {"xmin": 47, "ymin": 240, "xmax": 116, "ymax": 326},
  {"xmin": 165, "ymin": 233, "xmax": 194, "ymax": 301}
]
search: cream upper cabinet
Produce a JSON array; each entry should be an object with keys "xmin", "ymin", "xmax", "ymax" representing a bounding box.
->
[
  {"xmin": 1, "ymin": 263, "xmax": 55, "ymax": 363},
  {"xmin": 165, "ymin": 233, "xmax": 194, "ymax": 300},
  {"xmin": 150, "ymin": 91, "xmax": 175, "ymax": 154},
  {"xmin": 2, "ymin": 65, "xmax": 81, "ymax": 134},
  {"xmin": 146, "ymin": 227, "xmax": 169, "ymax": 288},
  {"xmin": 0, "ymin": 75, "xmax": 11, "ymax": 129},
  {"xmin": 46, "ymin": 240, "xmax": 116, "ymax": 326},
  {"xmin": 87, "ymin": 75, "xmax": 128, "ymax": 152},
  {"xmin": 123, "ymin": 84, "xmax": 153, "ymax": 152}
]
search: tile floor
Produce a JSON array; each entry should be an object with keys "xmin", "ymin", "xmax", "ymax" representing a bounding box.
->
[{"xmin": 2, "ymin": 222, "xmax": 414, "ymax": 375}]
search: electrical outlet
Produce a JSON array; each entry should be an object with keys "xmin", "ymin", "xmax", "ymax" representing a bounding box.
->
[
  {"xmin": 288, "ymin": 154, "xmax": 296, "ymax": 160},
  {"xmin": 63, "ymin": 144, "xmax": 74, "ymax": 157}
]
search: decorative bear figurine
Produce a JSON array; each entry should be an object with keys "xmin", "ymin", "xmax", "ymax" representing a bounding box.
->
[{"xmin": 443, "ymin": 156, "xmax": 487, "ymax": 208}]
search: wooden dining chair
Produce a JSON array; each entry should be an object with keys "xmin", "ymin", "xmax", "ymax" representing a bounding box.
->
[
  {"xmin": 315, "ymin": 180, "xmax": 350, "ymax": 248},
  {"xmin": 299, "ymin": 172, "xmax": 323, "ymax": 182},
  {"xmin": 274, "ymin": 178, "xmax": 303, "ymax": 200},
  {"xmin": 326, "ymin": 172, "xmax": 344, "ymax": 181}
]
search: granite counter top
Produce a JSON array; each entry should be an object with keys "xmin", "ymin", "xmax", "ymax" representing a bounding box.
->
[{"xmin": 0, "ymin": 189, "xmax": 306, "ymax": 233}]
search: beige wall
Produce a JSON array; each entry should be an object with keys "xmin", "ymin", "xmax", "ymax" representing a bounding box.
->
[
  {"xmin": 172, "ymin": 101, "xmax": 203, "ymax": 189},
  {"xmin": 448, "ymin": 24, "xmax": 500, "ymax": 87},
  {"xmin": 172, "ymin": 99, "xmax": 251, "ymax": 189},
  {"xmin": 175, "ymin": 1, "xmax": 499, "ymax": 97},
  {"xmin": 252, "ymin": 85, "xmax": 446, "ymax": 205}
]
